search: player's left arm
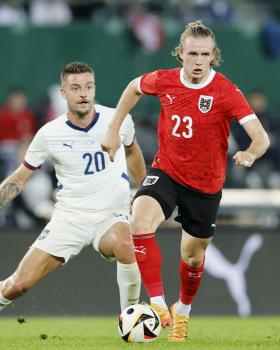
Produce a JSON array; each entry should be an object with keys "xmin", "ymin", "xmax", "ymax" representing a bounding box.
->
[
  {"xmin": 125, "ymin": 138, "xmax": 146, "ymax": 186},
  {"xmin": 233, "ymin": 119, "xmax": 270, "ymax": 167}
]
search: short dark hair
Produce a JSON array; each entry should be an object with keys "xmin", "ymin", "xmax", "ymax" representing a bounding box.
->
[{"xmin": 61, "ymin": 62, "xmax": 94, "ymax": 82}]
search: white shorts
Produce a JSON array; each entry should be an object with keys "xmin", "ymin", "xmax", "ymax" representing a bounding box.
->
[{"xmin": 32, "ymin": 208, "xmax": 130, "ymax": 263}]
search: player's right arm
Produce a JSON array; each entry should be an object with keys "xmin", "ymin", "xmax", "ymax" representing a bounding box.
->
[
  {"xmin": 233, "ymin": 118, "xmax": 270, "ymax": 167},
  {"xmin": 0, "ymin": 164, "xmax": 34, "ymax": 208},
  {"xmin": 0, "ymin": 125, "xmax": 49, "ymax": 208},
  {"xmin": 101, "ymin": 78, "xmax": 142, "ymax": 161}
]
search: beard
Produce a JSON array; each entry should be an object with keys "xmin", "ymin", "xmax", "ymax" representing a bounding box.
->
[
  {"xmin": 71, "ymin": 102, "xmax": 93, "ymax": 119},
  {"xmin": 76, "ymin": 109, "xmax": 89, "ymax": 118}
]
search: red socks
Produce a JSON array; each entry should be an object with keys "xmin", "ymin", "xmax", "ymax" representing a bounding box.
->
[
  {"xmin": 132, "ymin": 233, "xmax": 163, "ymax": 297},
  {"xmin": 179, "ymin": 257, "xmax": 205, "ymax": 305},
  {"xmin": 132, "ymin": 233, "xmax": 205, "ymax": 305}
]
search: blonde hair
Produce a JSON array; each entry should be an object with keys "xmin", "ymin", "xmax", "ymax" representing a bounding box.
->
[{"xmin": 172, "ymin": 20, "xmax": 222, "ymax": 67}]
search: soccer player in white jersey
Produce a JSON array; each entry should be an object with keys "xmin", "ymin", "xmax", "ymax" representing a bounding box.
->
[{"xmin": 0, "ymin": 62, "xmax": 146, "ymax": 313}]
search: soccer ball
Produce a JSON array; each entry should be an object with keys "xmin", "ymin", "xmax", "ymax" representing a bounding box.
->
[{"xmin": 118, "ymin": 303, "xmax": 161, "ymax": 343}]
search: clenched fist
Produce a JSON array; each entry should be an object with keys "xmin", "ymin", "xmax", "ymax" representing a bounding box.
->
[{"xmin": 233, "ymin": 151, "xmax": 256, "ymax": 167}]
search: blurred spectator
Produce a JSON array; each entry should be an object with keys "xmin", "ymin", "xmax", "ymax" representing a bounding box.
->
[
  {"xmin": 67, "ymin": 0, "xmax": 122, "ymax": 22},
  {"xmin": 0, "ymin": 88, "xmax": 38, "ymax": 228},
  {"xmin": 0, "ymin": 0, "xmax": 27, "ymax": 26},
  {"xmin": 0, "ymin": 88, "xmax": 37, "ymax": 178},
  {"xmin": 29, "ymin": 0, "xmax": 72, "ymax": 26},
  {"xmin": 209, "ymin": 0, "xmax": 235, "ymax": 24},
  {"xmin": 70, "ymin": 0, "xmax": 103, "ymax": 22},
  {"xmin": 261, "ymin": 18, "xmax": 280, "ymax": 58},
  {"xmin": 247, "ymin": 90, "xmax": 280, "ymax": 188},
  {"xmin": 231, "ymin": 89, "xmax": 280, "ymax": 188},
  {"xmin": 127, "ymin": 4, "xmax": 165, "ymax": 54}
]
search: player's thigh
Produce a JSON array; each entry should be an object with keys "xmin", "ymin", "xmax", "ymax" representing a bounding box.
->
[
  {"xmin": 176, "ymin": 185, "xmax": 222, "ymax": 238},
  {"xmin": 32, "ymin": 209, "xmax": 92, "ymax": 263},
  {"xmin": 132, "ymin": 168, "xmax": 177, "ymax": 233},
  {"xmin": 98, "ymin": 221, "xmax": 134, "ymax": 262},
  {"xmin": 131, "ymin": 195, "xmax": 165, "ymax": 233}
]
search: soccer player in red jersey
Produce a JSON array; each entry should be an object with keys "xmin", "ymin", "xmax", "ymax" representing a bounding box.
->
[{"xmin": 102, "ymin": 21, "xmax": 270, "ymax": 341}]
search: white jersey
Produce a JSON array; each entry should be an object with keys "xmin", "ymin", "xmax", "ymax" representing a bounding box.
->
[{"xmin": 24, "ymin": 104, "xmax": 134, "ymax": 213}]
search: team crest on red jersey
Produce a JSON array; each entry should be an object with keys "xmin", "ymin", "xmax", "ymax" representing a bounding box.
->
[{"xmin": 198, "ymin": 95, "xmax": 213, "ymax": 113}]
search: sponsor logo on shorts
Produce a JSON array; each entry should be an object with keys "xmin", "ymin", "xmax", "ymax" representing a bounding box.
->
[
  {"xmin": 143, "ymin": 176, "xmax": 159, "ymax": 186},
  {"xmin": 37, "ymin": 229, "xmax": 50, "ymax": 240}
]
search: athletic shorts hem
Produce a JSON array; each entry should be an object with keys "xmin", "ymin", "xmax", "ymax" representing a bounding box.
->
[
  {"xmin": 134, "ymin": 189, "xmax": 173, "ymax": 219},
  {"xmin": 30, "ymin": 244, "xmax": 68, "ymax": 264},
  {"xmin": 181, "ymin": 224, "xmax": 214, "ymax": 239},
  {"xmin": 93, "ymin": 217, "xmax": 130, "ymax": 261}
]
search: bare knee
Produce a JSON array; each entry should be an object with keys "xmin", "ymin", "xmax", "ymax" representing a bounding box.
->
[
  {"xmin": 183, "ymin": 254, "xmax": 204, "ymax": 268},
  {"xmin": 131, "ymin": 196, "xmax": 165, "ymax": 233},
  {"xmin": 181, "ymin": 244, "xmax": 207, "ymax": 267},
  {"xmin": 181, "ymin": 233, "xmax": 211, "ymax": 267},
  {"xmin": 114, "ymin": 239, "xmax": 136, "ymax": 264},
  {"xmin": 131, "ymin": 215, "xmax": 153, "ymax": 234}
]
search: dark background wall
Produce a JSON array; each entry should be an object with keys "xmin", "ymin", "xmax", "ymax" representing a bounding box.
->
[
  {"xmin": 1, "ymin": 24, "xmax": 280, "ymax": 115},
  {"xmin": 0, "ymin": 227, "xmax": 279, "ymax": 316}
]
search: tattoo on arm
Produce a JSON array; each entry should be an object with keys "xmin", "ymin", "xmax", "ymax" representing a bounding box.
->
[{"xmin": 0, "ymin": 183, "xmax": 20, "ymax": 208}]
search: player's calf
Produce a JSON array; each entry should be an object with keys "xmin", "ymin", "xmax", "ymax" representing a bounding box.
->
[
  {"xmin": 113, "ymin": 238, "xmax": 136, "ymax": 264},
  {"xmin": 0, "ymin": 283, "xmax": 12, "ymax": 312},
  {"xmin": 1, "ymin": 273, "xmax": 35, "ymax": 300},
  {"xmin": 117, "ymin": 261, "xmax": 141, "ymax": 311}
]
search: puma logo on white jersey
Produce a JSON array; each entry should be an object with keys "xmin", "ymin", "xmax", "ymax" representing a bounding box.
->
[{"xmin": 63, "ymin": 142, "xmax": 73, "ymax": 149}]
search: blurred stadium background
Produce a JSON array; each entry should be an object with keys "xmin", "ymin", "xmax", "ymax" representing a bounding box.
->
[{"xmin": 0, "ymin": 0, "xmax": 280, "ymax": 317}]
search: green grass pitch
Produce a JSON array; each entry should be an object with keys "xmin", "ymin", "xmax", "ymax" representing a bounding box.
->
[{"xmin": 0, "ymin": 316, "xmax": 279, "ymax": 350}]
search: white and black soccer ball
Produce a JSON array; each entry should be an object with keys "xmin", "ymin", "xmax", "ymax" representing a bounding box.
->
[{"xmin": 118, "ymin": 303, "xmax": 161, "ymax": 343}]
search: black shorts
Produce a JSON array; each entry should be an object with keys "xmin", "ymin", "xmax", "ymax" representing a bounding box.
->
[{"xmin": 134, "ymin": 168, "xmax": 222, "ymax": 238}]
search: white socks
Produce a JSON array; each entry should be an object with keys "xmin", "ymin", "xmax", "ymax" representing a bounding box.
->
[
  {"xmin": 117, "ymin": 261, "xmax": 141, "ymax": 311},
  {"xmin": 0, "ymin": 291, "xmax": 12, "ymax": 312},
  {"xmin": 148, "ymin": 298, "xmax": 191, "ymax": 315},
  {"xmin": 150, "ymin": 296, "xmax": 168, "ymax": 309},
  {"xmin": 176, "ymin": 300, "xmax": 192, "ymax": 316}
]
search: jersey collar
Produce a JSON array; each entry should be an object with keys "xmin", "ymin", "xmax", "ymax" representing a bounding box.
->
[
  {"xmin": 65, "ymin": 112, "xmax": 100, "ymax": 132},
  {"xmin": 180, "ymin": 68, "xmax": 216, "ymax": 89}
]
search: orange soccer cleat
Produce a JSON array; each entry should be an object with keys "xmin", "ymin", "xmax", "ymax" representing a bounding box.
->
[
  {"xmin": 150, "ymin": 303, "xmax": 171, "ymax": 328},
  {"xmin": 168, "ymin": 303, "xmax": 190, "ymax": 342}
]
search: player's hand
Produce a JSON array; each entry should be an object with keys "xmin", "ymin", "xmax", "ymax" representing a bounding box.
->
[
  {"xmin": 233, "ymin": 151, "xmax": 256, "ymax": 167},
  {"xmin": 101, "ymin": 128, "xmax": 121, "ymax": 162}
]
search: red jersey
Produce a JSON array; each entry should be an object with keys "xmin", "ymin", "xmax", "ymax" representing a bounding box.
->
[
  {"xmin": 0, "ymin": 107, "xmax": 37, "ymax": 142},
  {"xmin": 139, "ymin": 68, "xmax": 256, "ymax": 194}
]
